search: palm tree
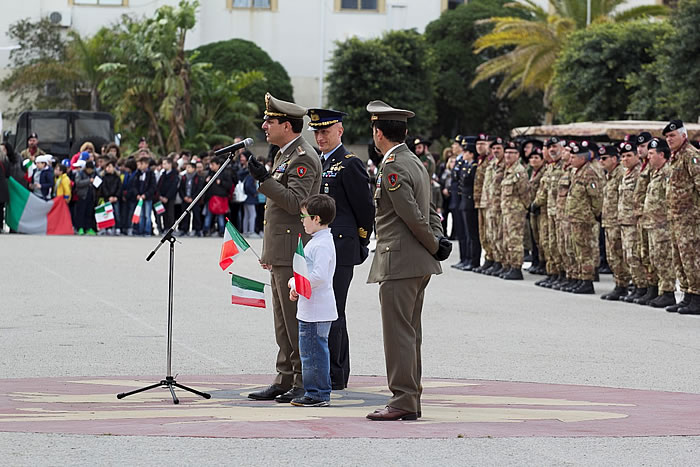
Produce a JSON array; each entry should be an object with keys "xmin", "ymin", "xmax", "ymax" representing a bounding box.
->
[{"xmin": 471, "ymin": 0, "xmax": 669, "ymax": 122}]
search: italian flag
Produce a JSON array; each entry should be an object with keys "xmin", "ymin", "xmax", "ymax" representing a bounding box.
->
[
  {"xmin": 231, "ymin": 274, "xmax": 266, "ymax": 308},
  {"xmin": 293, "ymin": 234, "xmax": 312, "ymax": 299},
  {"xmin": 131, "ymin": 199, "xmax": 143, "ymax": 224},
  {"xmin": 154, "ymin": 201, "xmax": 165, "ymax": 215},
  {"xmin": 6, "ymin": 177, "xmax": 73, "ymax": 235},
  {"xmin": 219, "ymin": 220, "xmax": 250, "ymax": 270},
  {"xmin": 95, "ymin": 202, "xmax": 115, "ymax": 230}
]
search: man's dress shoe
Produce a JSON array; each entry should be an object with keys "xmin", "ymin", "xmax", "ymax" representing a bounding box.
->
[
  {"xmin": 366, "ymin": 406, "xmax": 418, "ymax": 421},
  {"xmin": 247, "ymin": 384, "xmax": 288, "ymax": 401},
  {"xmin": 275, "ymin": 387, "xmax": 305, "ymax": 403}
]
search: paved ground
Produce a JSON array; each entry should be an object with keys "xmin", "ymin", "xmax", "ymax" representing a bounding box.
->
[{"xmin": 1, "ymin": 234, "xmax": 698, "ymax": 465}]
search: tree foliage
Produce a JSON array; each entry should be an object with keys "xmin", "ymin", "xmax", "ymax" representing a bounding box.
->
[
  {"xmin": 552, "ymin": 20, "xmax": 671, "ymax": 122},
  {"xmin": 626, "ymin": 0, "xmax": 700, "ymax": 121},
  {"xmin": 424, "ymin": 0, "xmax": 543, "ymax": 138},
  {"xmin": 191, "ymin": 38, "xmax": 293, "ymax": 114},
  {"xmin": 327, "ymin": 29, "xmax": 435, "ymax": 144}
]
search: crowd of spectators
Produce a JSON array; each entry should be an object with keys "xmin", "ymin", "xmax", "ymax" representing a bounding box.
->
[{"xmin": 0, "ymin": 135, "xmax": 267, "ymax": 237}]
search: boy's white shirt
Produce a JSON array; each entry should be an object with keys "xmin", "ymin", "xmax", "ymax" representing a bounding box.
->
[{"xmin": 294, "ymin": 228, "xmax": 338, "ymax": 323}]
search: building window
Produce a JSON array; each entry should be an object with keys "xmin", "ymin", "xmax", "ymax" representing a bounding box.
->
[
  {"xmin": 441, "ymin": 0, "xmax": 465, "ymax": 11},
  {"xmin": 337, "ymin": 0, "xmax": 384, "ymax": 12},
  {"xmin": 230, "ymin": 0, "xmax": 272, "ymax": 8},
  {"xmin": 71, "ymin": 0, "xmax": 127, "ymax": 5}
]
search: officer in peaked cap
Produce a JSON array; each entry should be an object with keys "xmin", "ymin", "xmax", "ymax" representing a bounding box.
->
[
  {"xmin": 413, "ymin": 136, "xmax": 436, "ymax": 177},
  {"xmin": 247, "ymin": 92, "xmax": 322, "ymax": 403},
  {"xmin": 365, "ymin": 100, "xmax": 450, "ymax": 421},
  {"xmin": 307, "ymin": 107, "xmax": 375, "ymax": 390}
]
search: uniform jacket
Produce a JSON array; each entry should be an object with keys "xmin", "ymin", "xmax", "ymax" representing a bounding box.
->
[
  {"xmin": 486, "ymin": 158, "xmax": 506, "ymax": 214},
  {"xmin": 546, "ymin": 159, "xmax": 565, "ymax": 218},
  {"xmin": 368, "ymin": 143, "xmax": 442, "ymax": 283},
  {"xmin": 258, "ymin": 135, "xmax": 322, "ymax": 266},
  {"xmin": 528, "ymin": 165, "xmax": 545, "ymax": 205},
  {"xmin": 500, "ymin": 162, "xmax": 530, "ymax": 215},
  {"xmin": 555, "ymin": 165, "xmax": 572, "ymax": 221},
  {"xmin": 473, "ymin": 156, "xmax": 488, "ymax": 208},
  {"xmin": 458, "ymin": 160, "xmax": 476, "ymax": 211},
  {"xmin": 477, "ymin": 156, "xmax": 495, "ymax": 210},
  {"xmin": 449, "ymin": 156, "xmax": 465, "ymax": 211},
  {"xmin": 533, "ymin": 163, "xmax": 552, "ymax": 211},
  {"xmin": 602, "ymin": 163, "xmax": 624, "ymax": 228},
  {"xmin": 668, "ymin": 140, "xmax": 700, "ymax": 223},
  {"xmin": 633, "ymin": 162, "xmax": 651, "ymax": 218},
  {"xmin": 565, "ymin": 161, "xmax": 603, "ymax": 224},
  {"xmin": 641, "ymin": 162, "xmax": 671, "ymax": 229},
  {"xmin": 320, "ymin": 144, "xmax": 375, "ymax": 266},
  {"xmin": 617, "ymin": 162, "xmax": 641, "ymax": 226}
]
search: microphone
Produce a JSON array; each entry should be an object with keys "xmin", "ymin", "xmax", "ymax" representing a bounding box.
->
[{"xmin": 214, "ymin": 137, "xmax": 254, "ymax": 156}]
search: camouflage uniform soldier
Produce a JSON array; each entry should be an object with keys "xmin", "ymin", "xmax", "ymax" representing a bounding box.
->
[
  {"xmin": 664, "ymin": 120, "xmax": 700, "ymax": 314},
  {"xmin": 552, "ymin": 145, "xmax": 576, "ymax": 291},
  {"xmin": 472, "ymin": 133, "xmax": 490, "ymax": 272},
  {"xmin": 482, "ymin": 137, "xmax": 506, "ymax": 276},
  {"xmin": 599, "ymin": 145, "xmax": 630, "ymax": 301},
  {"xmin": 539, "ymin": 138, "xmax": 567, "ymax": 288},
  {"xmin": 533, "ymin": 145, "xmax": 552, "ymax": 285},
  {"xmin": 632, "ymin": 132, "xmax": 656, "ymax": 304},
  {"xmin": 527, "ymin": 147, "xmax": 546, "ymax": 274},
  {"xmin": 617, "ymin": 142, "xmax": 647, "ymax": 303},
  {"xmin": 499, "ymin": 141, "xmax": 530, "ymax": 280},
  {"xmin": 642, "ymin": 139, "xmax": 676, "ymax": 308},
  {"xmin": 565, "ymin": 141, "xmax": 603, "ymax": 294}
]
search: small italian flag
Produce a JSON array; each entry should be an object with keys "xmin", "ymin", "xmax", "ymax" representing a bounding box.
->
[
  {"xmin": 219, "ymin": 220, "xmax": 250, "ymax": 270},
  {"xmin": 231, "ymin": 274, "xmax": 266, "ymax": 308},
  {"xmin": 154, "ymin": 201, "xmax": 165, "ymax": 215},
  {"xmin": 293, "ymin": 234, "xmax": 312, "ymax": 299},
  {"xmin": 6, "ymin": 177, "xmax": 73, "ymax": 235},
  {"xmin": 131, "ymin": 199, "xmax": 143, "ymax": 224},
  {"xmin": 95, "ymin": 202, "xmax": 116, "ymax": 230},
  {"xmin": 23, "ymin": 159, "xmax": 36, "ymax": 174}
]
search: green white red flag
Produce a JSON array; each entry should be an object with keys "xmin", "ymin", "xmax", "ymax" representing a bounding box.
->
[
  {"xmin": 231, "ymin": 274, "xmax": 266, "ymax": 308},
  {"xmin": 219, "ymin": 221, "xmax": 250, "ymax": 270},
  {"xmin": 293, "ymin": 234, "xmax": 312, "ymax": 299},
  {"xmin": 131, "ymin": 199, "xmax": 143, "ymax": 224},
  {"xmin": 6, "ymin": 177, "xmax": 73, "ymax": 235},
  {"xmin": 154, "ymin": 201, "xmax": 165, "ymax": 215},
  {"xmin": 95, "ymin": 202, "xmax": 115, "ymax": 230}
]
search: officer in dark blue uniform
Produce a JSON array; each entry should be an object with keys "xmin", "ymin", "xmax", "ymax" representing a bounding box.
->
[
  {"xmin": 459, "ymin": 138, "xmax": 480, "ymax": 270},
  {"xmin": 307, "ymin": 108, "xmax": 375, "ymax": 390},
  {"xmin": 450, "ymin": 135, "xmax": 468, "ymax": 269}
]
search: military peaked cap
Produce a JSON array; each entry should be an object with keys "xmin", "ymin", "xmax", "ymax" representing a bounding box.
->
[
  {"xmin": 366, "ymin": 100, "xmax": 415, "ymax": 122},
  {"xmin": 264, "ymin": 92, "xmax": 306, "ymax": 120},
  {"xmin": 307, "ymin": 108, "xmax": 347, "ymax": 129}
]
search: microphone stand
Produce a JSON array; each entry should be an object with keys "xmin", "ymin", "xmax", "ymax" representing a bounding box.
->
[{"xmin": 117, "ymin": 147, "xmax": 244, "ymax": 404}]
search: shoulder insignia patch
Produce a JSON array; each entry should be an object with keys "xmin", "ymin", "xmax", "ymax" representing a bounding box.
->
[
  {"xmin": 296, "ymin": 146, "xmax": 306, "ymax": 156},
  {"xmin": 358, "ymin": 227, "xmax": 368, "ymax": 239},
  {"xmin": 385, "ymin": 154, "xmax": 396, "ymax": 164},
  {"xmin": 345, "ymin": 153, "xmax": 356, "ymax": 159},
  {"xmin": 693, "ymin": 157, "xmax": 698, "ymax": 165},
  {"xmin": 297, "ymin": 166, "xmax": 307, "ymax": 177},
  {"xmin": 591, "ymin": 182, "xmax": 597, "ymax": 189}
]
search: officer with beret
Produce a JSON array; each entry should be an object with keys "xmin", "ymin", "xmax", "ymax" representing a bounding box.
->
[
  {"xmin": 365, "ymin": 100, "xmax": 450, "ymax": 421},
  {"xmin": 632, "ymin": 131, "xmax": 657, "ymax": 304},
  {"xmin": 663, "ymin": 119, "xmax": 700, "ymax": 314},
  {"xmin": 307, "ymin": 107, "xmax": 375, "ymax": 390},
  {"xmin": 20, "ymin": 132, "xmax": 46, "ymax": 161},
  {"xmin": 413, "ymin": 136, "xmax": 436, "ymax": 178},
  {"xmin": 247, "ymin": 93, "xmax": 322, "ymax": 403}
]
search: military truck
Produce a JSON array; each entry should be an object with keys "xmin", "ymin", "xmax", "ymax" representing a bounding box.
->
[{"xmin": 4, "ymin": 110, "xmax": 116, "ymax": 160}]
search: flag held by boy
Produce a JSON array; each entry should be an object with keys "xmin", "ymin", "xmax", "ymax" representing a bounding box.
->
[
  {"xmin": 219, "ymin": 220, "xmax": 250, "ymax": 270},
  {"xmin": 95, "ymin": 202, "xmax": 115, "ymax": 230},
  {"xmin": 231, "ymin": 274, "xmax": 266, "ymax": 308},
  {"xmin": 131, "ymin": 199, "xmax": 143, "ymax": 224},
  {"xmin": 293, "ymin": 234, "xmax": 312, "ymax": 299}
]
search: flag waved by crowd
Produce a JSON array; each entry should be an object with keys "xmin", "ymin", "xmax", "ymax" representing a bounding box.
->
[{"xmin": 6, "ymin": 177, "xmax": 73, "ymax": 235}]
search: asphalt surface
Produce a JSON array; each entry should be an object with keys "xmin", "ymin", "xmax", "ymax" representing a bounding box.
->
[{"xmin": 0, "ymin": 234, "xmax": 698, "ymax": 465}]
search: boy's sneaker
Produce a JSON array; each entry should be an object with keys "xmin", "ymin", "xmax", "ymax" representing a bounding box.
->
[
  {"xmin": 86, "ymin": 229, "xmax": 97, "ymax": 236},
  {"xmin": 290, "ymin": 396, "xmax": 329, "ymax": 407},
  {"xmin": 78, "ymin": 228, "xmax": 85, "ymax": 235}
]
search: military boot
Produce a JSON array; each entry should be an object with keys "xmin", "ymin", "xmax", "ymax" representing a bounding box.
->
[
  {"xmin": 498, "ymin": 267, "xmax": 512, "ymax": 279},
  {"xmin": 623, "ymin": 286, "xmax": 646, "ymax": 303},
  {"xmin": 678, "ymin": 294, "xmax": 700, "ymax": 315},
  {"xmin": 572, "ymin": 280, "xmax": 595, "ymax": 294},
  {"xmin": 650, "ymin": 292, "xmax": 676, "ymax": 308},
  {"xmin": 550, "ymin": 275, "xmax": 569, "ymax": 290},
  {"xmin": 503, "ymin": 268, "xmax": 523, "ymax": 280},
  {"xmin": 535, "ymin": 275, "xmax": 553, "ymax": 287},
  {"xmin": 526, "ymin": 261, "xmax": 539, "ymax": 274},
  {"xmin": 487, "ymin": 262, "xmax": 503, "ymax": 276},
  {"xmin": 535, "ymin": 262, "xmax": 547, "ymax": 275},
  {"xmin": 564, "ymin": 279, "xmax": 583, "ymax": 293},
  {"xmin": 666, "ymin": 293, "xmax": 690, "ymax": 313},
  {"xmin": 603, "ymin": 286, "xmax": 628, "ymax": 301},
  {"xmin": 475, "ymin": 260, "xmax": 493, "ymax": 274},
  {"xmin": 635, "ymin": 286, "xmax": 658, "ymax": 305}
]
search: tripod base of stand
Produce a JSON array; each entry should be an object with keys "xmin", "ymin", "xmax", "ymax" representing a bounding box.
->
[{"xmin": 117, "ymin": 376, "xmax": 211, "ymax": 404}]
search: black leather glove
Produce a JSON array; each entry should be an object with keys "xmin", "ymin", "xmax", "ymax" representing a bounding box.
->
[
  {"xmin": 248, "ymin": 155, "xmax": 271, "ymax": 183},
  {"xmin": 433, "ymin": 236, "xmax": 452, "ymax": 261}
]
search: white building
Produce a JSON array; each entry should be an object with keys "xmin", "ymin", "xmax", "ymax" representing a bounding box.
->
[{"xmin": 0, "ymin": 0, "xmax": 661, "ymax": 131}]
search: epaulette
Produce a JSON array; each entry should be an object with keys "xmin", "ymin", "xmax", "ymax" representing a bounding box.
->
[
  {"xmin": 385, "ymin": 154, "xmax": 396, "ymax": 164},
  {"xmin": 345, "ymin": 153, "xmax": 356, "ymax": 159},
  {"xmin": 296, "ymin": 146, "xmax": 306, "ymax": 156}
]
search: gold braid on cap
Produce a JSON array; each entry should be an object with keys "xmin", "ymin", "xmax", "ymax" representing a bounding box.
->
[{"xmin": 309, "ymin": 119, "xmax": 340, "ymax": 127}]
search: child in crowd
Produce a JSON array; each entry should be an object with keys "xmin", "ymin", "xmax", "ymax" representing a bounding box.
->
[
  {"xmin": 179, "ymin": 161, "xmax": 204, "ymax": 236},
  {"xmin": 54, "ymin": 163, "xmax": 71, "ymax": 204},
  {"xmin": 288, "ymin": 194, "xmax": 338, "ymax": 407},
  {"xmin": 99, "ymin": 160, "xmax": 122, "ymax": 235},
  {"xmin": 129, "ymin": 156, "xmax": 155, "ymax": 236},
  {"xmin": 73, "ymin": 160, "xmax": 97, "ymax": 235}
]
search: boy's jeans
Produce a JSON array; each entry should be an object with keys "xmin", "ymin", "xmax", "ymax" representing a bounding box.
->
[
  {"xmin": 298, "ymin": 320, "xmax": 332, "ymax": 401},
  {"xmin": 203, "ymin": 210, "xmax": 225, "ymax": 234},
  {"xmin": 137, "ymin": 199, "xmax": 153, "ymax": 235}
]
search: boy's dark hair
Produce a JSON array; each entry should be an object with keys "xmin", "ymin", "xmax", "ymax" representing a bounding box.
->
[
  {"xmin": 301, "ymin": 194, "xmax": 336, "ymax": 226},
  {"xmin": 125, "ymin": 158, "xmax": 138, "ymax": 172},
  {"xmin": 56, "ymin": 163, "xmax": 68, "ymax": 174},
  {"xmin": 138, "ymin": 156, "xmax": 150, "ymax": 164},
  {"xmin": 373, "ymin": 120, "xmax": 408, "ymax": 143},
  {"xmin": 105, "ymin": 159, "xmax": 115, "ymax": 167},
  {"xmin": 188, "ymin": 161, "xmax": 197, "ymax": 169},
  {"xmin": 162, "ymin": 156, "xmax": 173, "ymax": 166}
]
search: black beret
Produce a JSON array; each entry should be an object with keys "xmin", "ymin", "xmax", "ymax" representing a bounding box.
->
[
  {"xmin": 504, "ymin": 140, "xmax": 519, "ymax": 151},
  {"xmin": 476, "ymin": 133, "xmax": 489, "ymax": 142},
  {"xmin": 649, "ymin": 138, "xmax": 669, "ymax": 151},
  {"xmin": 490, "ymin": 137, "xmax": 504, "ymax": 147},
  {"xmin": 599, "ymin": 145, "xmax": 619, "ymax": 157},
  {"xmin": 27, "ymin": 132, "xmax": 38, "ymax": 141},
  {"xmin": 620, "ymin": 141, "xmax": 636, "ymax": 153},
  {"xmin": 662, "ymin": 119, "xmax": 684, "ymax": 135},
  {"xmin": 637, "ymin": 132, "xmax": 653, "ymax": 144},
  {"xmin": 544, "ymin": 136, "xmax": 561, "ymax": 147}
]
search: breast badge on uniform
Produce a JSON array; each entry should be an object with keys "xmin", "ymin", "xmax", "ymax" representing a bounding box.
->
[{"xmin": 297, "ymin": 166, "xmax": 307, "ymax": 177}]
